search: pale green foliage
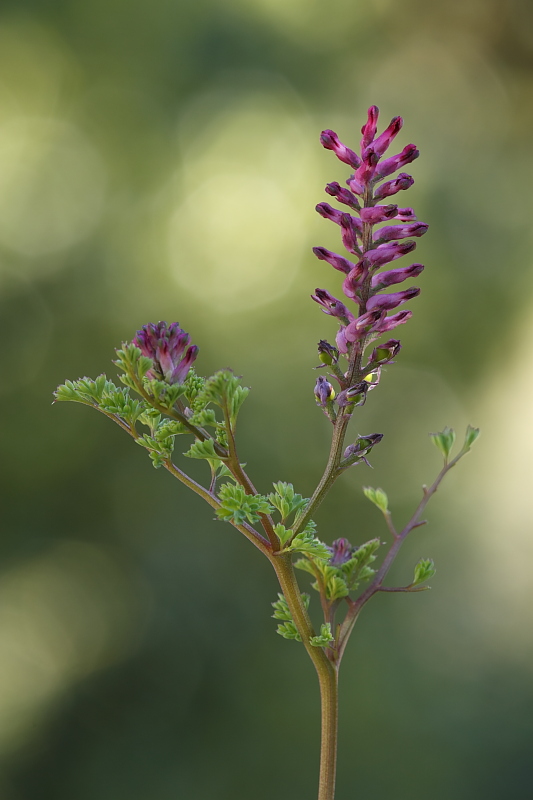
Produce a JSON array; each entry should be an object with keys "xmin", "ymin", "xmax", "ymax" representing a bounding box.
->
[
  {"xmin": 430, "ymin": 426, "xmax": 456, "ymax": 461},
  {"xmin": 295, "ymin": 537, "xmax": 380, "ymax": 599},
  {"xmin": 310, "ymin": 623, "xmax": 334, "ymax": 647},
  {"xmin": 412, "ymin": 558, "xmax": 436, "ymax": 586},
  {"xmin": 216, "ymin": 483, "xmax": 273, "ymax": 525},
  {"xmin": 363, "ymin": 486, "xmax": 389, "ymax": 513},
  {"xmin": 184, "ymin": 439, "xmax": 220, "ymax": 460},
  {"xmin": 268, "ymin": 482, "xmax": 308, "ymax": 522},
  {"xmin": 463, "ymin": 424, "xmax": 480, "ymax": 452},
  {"xmin": 272, "ymin": 593, "xmax": 310, "ymax": 642},
  {"xmin": 273, "ymin": 524, "xmax": 292, "ymax": 547},
  {"xmin": 287, "ymin": 522, "xmax": 331, "ymax": 560},
  {"xmin": 199, "ymin": 370, "xmax": 249, "ymax": 426}
]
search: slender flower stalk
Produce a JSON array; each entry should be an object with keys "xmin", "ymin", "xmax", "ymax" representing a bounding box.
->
[{"xmin": 54, "ymin": 105, "xmax": 479, "ymax": 800}]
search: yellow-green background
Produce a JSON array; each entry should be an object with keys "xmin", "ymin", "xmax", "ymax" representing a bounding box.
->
[{"xmin": 1, "ymin": 0, "xmax": 533, "ymax": 797}]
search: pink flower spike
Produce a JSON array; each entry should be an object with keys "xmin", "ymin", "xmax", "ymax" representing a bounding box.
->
[
  {"xmin": 375, "ymin": 144, "xmax": 419, "ymax": 181},
  {"xmin": 367, "ymin": 116, "xmax": 403, "ymax": 158},
  {"xmin": 360, "ymin": 106, "xmax": 379, "ymax": 150},
  {"xmin": 373, "ymin": 222, "xmax": 428, "ymax": 244},
  {"xmin": 320, "ymin": 130, "xmax": 361, "ymax": 169},
  {"xmin": 366, "ymin": 286, "xmax": 420, "ymax": 312},
  {"xmin": 359, "ymin": 205, "xmax": 398, "ymax": 224},
  {"xmin": 312, "ymin": 246, "xmax": 357, "ymax": 275},
  {"xmin": 371, "ymin": 263, "xmax": 425, "ymax": 291}
]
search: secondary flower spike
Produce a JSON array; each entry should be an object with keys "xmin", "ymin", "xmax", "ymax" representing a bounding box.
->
[
  {"xmin": 134, "ymin": 321, "xmax": 199, "ymax": 384},
  {"xmin": 313, "ymin": 106, "xmax": 427, "ymax": 364}
]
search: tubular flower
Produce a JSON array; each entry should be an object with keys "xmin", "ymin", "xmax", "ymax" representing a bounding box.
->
[
  {"xmin": 134, "ymin": 321, "xmax": 199, "ymax": 384},
  {"xmin": 313, "ymin": 106, "xmax": 427, "ymax": 352}
]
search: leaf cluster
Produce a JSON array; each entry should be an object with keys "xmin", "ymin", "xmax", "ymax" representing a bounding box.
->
[
  {"xmin": 295, "ymin": 537, "xmax": 380, "ymax": 601},
  {"xmin": 272, "ymin": 592, "xmax": 310, "ymax": 642},
  {"xmin": 216, "ymin": 483, "xmax": 273, "ymax": 526}
]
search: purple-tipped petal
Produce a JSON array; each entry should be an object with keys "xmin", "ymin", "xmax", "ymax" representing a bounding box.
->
[
  {"xmin": 366, "ymin": 286, "xmax": 420, "ymax": 312},
  {"xmin": 311, "ymin": 289, "xmax": 355, "ymax": 322},
  {"xmin": 364, "ymin": 240, "xmax": 417, "ymax": 268},
  {"xmin": 314, "ymin": 375, "xmax": 335, "ymax": 406},
  {"xmin": 344, "ymin": 310, "xmax": 386, "ymax": 342},
  {"xmin": 340, "ymin": 213, "xmax": 361, "ymax": 254},
  {"xmin": 325, "ymin": 182, "xmax": 360, "ymax": 210},
  {"xmin": 367, "ymin": 116, "xmax": 403, "ymax": 158},
  {"xmin": 360, "ymin": 106, "xmax": 379, "ymax": 150},
  {"xmin": 374, "ymin": 173, "xmax": 414, "ymax": 200},
  {"xmin": 375, "ymin": 144, "xmax": 419, "ymax": 181},
  {"xmin": 374, "ymin": 309, "xmax": 413, "ymax": 333},
  {"xmin": 396, "ymin": 207, "xmax": 417, "ymax": 222},
  {"xmin": 371, "ymin": 263, "xmax": 425, "ymax": 291},
  {"xmin": 359, "ymin": 205, "xmax": 398, "ymax": 224},
  {"xmin": 313, "ymin": 246, "xmax": 357, "ymax": 275},
  {"xmin": 342, "ymin": 262, "xmax": 368, "ymax": 300},
  {"xmin": 320, "ymin": 130, "xmax": 361, "ymax": 169},
  {"xmin": 373, "ymin": 222, "xmax": 428, "ymax": 244},
  {"xmin": 369, "ymin": 339, "xmax": 402, "ymax": 364},
  {"xmin": 316, "ymin": 203, "xmax": 362, "ymax": 236},
  {"xmin": 171, "ymin": 345, "xmax": 199, "ymax": 384}
]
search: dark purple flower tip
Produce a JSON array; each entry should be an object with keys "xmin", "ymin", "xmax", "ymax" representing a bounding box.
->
[
  {"xmin": 374, "ymin": 173, "xmax": 414, "ymax": 201},
  {"xmin": 366, "ymin": 286, "xmax": 420, "ymax": 313},
  {"xmin": 325, "ymin": 182, "xmax": 361, "ymax": 210},
  {"xmin": 344, "ymin": 310, "xmax": 386, "ymax": 342},
  {"xmin": 329, "ymin": 537, "xmax": 354, "ymax": 566},
  {"xmin": 375, "ymin": 144, "xmax": 419, "ymax": 181},
  {"xmin": 374, "ymin": 309, "xmax": 413, "ymax": 333},
  {"xmin": 370, "ymin": 339, "xmax": 402, "ymax": 364},
  {"xmin": 320, "ymin": 129, "xmax": 362, "ymax": 169},
  {"xmin": 311, "ymin": 289, "xmax": 354, "ymax": 322},
  {"xmin": 396, "ymin": 207, "xmax": 417, "ymax": 221},
  {"xmin": 371, "ymin": 263, "xmax": 425, "ymax": 291},
  {"xmin": 317, "ymin": 339, "xmax": 339, "ymax": 367},
  {"xmin": 133, "ymin": 321, "xmax": 198, "ymax": 385},
  {"xmin": 360, "ymin": 106, "xmax": 379, "ymax": 150},
  {"xmin": 359, "ymin": 204, "xmax": 398, "ymax": 224},
  {"xmin": 314, "ymin": 375, "xmax": 336, "ymax": 407},
  {"xmin": 312, "ymin": 246, "xmax": 357, "ymax": 275},
  {"xmin": 337, "ymin": 381, "xmax": 368, "ymax": 408},
  {"xmin": 367, "ymin": 116, "xmax": 403, "ymax": 159},
  {"xmin": 316, "ymin": 203, "xmax": 363, "ymax": 237},
  {"xmin": 373, "ymin": 222, "xmax": 429, "ymax": 244},
  {"xmin": 364, "ymin": 239, "xmax": 417, "ymax": 269}
]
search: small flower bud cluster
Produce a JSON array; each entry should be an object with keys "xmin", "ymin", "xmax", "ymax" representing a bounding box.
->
[
  {"xmin": 134, "ymin": 321, "xmax": 199, "ymax": 385},
  {"xmin": 313, "ymin": 106, "xmax": 427, "ymax": 362}
]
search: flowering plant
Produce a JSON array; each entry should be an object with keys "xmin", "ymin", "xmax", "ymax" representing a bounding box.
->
[{"xmin": 54, "ymin": 106, "xmax": 479, "ymax": 800}]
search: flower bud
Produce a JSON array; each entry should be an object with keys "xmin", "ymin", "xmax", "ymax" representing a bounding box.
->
[
  {"xmin": 311, "ymin": 289, "xmax": 354, "ymax": 322},
  {"xmin": 373, "ymin": 222, "xmax": 428, "ymax": 244},
  {"xmin": 359, "ymin": 205, "xmax": 398, "ymax": 224},
  {"xmin": 367, "ymin": 116, "xmax": 403, "ymax": 158},
  {"xmin": 370, "ymin": 339, "xmax": 402, "ymax": 364},
  {"xmin": 374, "ymin": 310, "xmax": 412, "ymax": 333},
  {"xmin": 343, "ymin": 433, "xmax": 384, "ymax": 466},
  {"xmin": 396, "ymin": 207, "xmax": 417, "ymax": 221},
  {"xmin": 371, "ymin": 263, "xmax": 424, "ymax": 291},
  {"xmin": 134, "ymin": 321, "xmax": 199, "ymax": 385},
  {"xmin": 317, "ymin": 340, "xmax": 339, "ymax": 366},
  {"xmin": 325, "ymin": 182, "xmax": 360, "ymax": 210},
  {"xmin": 314, "ymin": 375, "xmax": 336, "ymax": 406},
  {"xmin": 364, "ymin": 240, "xmax": 417, "ymax": 269},
  {"xmin": 360, "ymin": 106, "xmax": 379, "ymax": 150},
  {"xmin": 375, "ymin": 144, "xmax": 419, "ymax": 181},
  {"xmin": 374, "ymin": 173, "xmax": 414, "ymax": 200},
  {"xmin": 320, "ymin": 130, "xmax": 361, "ymax": 169},
  {"xmin": 312, "ymin": 246, "xmax": 356, "ymax": 275},
  {"xmin": 337, "ymin": 381, "xmax": 368, "ymax": 408},
  {"xmin": 328, "ymin": 538, "xmax": 354, "ymax": 566},
  {"xmin": 367, "ymin": 286, "xmax": 420, "ymax": 313}
]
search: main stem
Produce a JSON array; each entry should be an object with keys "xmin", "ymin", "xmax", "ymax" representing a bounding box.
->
[{"xmin": 272, "ymin": 553, "xmax": 339, "ymax": 800}]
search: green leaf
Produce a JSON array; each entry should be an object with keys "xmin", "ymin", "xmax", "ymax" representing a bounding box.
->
[
  {"xmin": 276, "ymin": 622, "xmax": 302, "ymax": 641},
  {"xmin": 325, "ymin": 575, "xmax": 349, "ymax": 601},
  {"xmin": 200, "ymin": 370, "xmax": 250, "ymax": 425},
  {"xmin": 363, "ymin": 486, "xmax": 388, "ymax": 512},
  {"xmin": 413, "ymin": 558, "xmax": 436, "ymax": 586},
  {"xmin": 273, "ymin": 524, "xmax": 292, "ymax": 547},
  {"xmin": 216, "ymin": 483, "xmax": 273, "ymax": 526},
  {"xmin": 184, "ymin": 439, "xmax": 219, "ymax": 460},
  {"xmin": 429, "ymin": 426, "xmax": 456, "ymax": 461},
  {"xmin": 310, "ymin": 623, "xmax": 334, "ymax": 648},
  {"xmin": 271, "ymin": 592, "xmax": 309, "ymax": 643},
  {"xmin": 287, "ymin": 524, "xmax": 331, "ymax": 560},
  {"xmin": 268, "ymin": 482, "xmax": 309, "ymax": 522},
  {"xmin": 463, "ymin": 424, "xmax": 480, "ymax": 452}
]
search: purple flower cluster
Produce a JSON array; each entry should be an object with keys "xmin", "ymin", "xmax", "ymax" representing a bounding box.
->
[
  {"xmin": 134, "ymin": 322, "xmax": 199, "ymax": 384},
  {"xmin": 312, "ymin": 106, "xmax": 427, "ymax": 359}
]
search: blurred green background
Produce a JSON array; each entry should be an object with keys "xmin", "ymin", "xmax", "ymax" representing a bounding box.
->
[{"xmin": 1, "ymin": 0, "xmax": 533, "ymax": 797}]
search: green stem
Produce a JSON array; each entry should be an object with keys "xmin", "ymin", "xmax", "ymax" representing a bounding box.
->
[{"xmin": 271, "ymin": 553, "xmax": 338, "ymax": 800}]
